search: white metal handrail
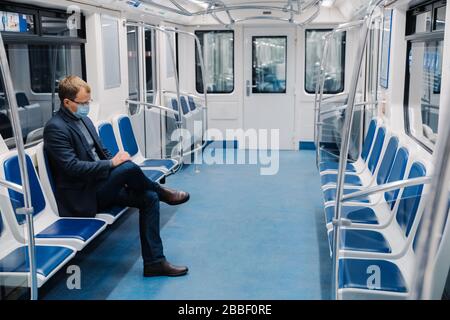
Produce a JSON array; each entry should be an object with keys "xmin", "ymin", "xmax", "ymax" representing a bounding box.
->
[
  {"xmin": 0, "ymin": 32, "xmax": 37, "ymax": 299},
  {"xmin": 313, "ymin": 19, "xmax": 365, "ymax": 168},
  {"xmin": 331, "ymin": 0, "xmax": 385, "ymax": 300}
]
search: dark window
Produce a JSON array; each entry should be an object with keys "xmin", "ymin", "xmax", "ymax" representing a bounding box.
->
[
  {"xmin": 305, "ymin": 29, "xmax": 346, "ymax": 94},
  {"xmin": 29, "ymin": 44, "xmax": 85, "ymax": 93},
  {"xmin": 0, "ymin": 2, "xmax": 87, "ymax": 149},
  {"xmin": 404, "ymin": 0, "xmax": 445, "ymax": 152},
  {"xmin": 195, "ymin": 30, "xmax": 234, "ymax": 94}
]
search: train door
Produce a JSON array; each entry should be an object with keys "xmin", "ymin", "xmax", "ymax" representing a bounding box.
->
[{"xmin": 243, "ymin": 27, "xmax": 296, "ymax": 150}]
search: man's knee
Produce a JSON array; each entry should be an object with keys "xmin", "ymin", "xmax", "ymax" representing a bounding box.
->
[{"xmin": 116, "ymin": 161, "xmax": 141, "ymax": 176}]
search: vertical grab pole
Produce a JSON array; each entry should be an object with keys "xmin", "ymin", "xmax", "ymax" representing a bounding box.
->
[
  {"xmin": 127, "ymin": 23, "xmax": 185, "ymax": 169},
  {"xmin": 161, "ymin": 27, "xmax": 211, "ymax": 160},
  {"xmin": 163, "ymin": 28, "xmax": 184, "ymax": 168},
  {"xmin": 314, "ymin": 34, "xmax": 330, "ymax": 168},
  {"xmin": 331, "ymin": 0, "xmax": 381, "ymax": 300},
  {"xmin": 193, "ymin": 33, "xmax": 209, "ymax": 150},
  {"xmin": 0, "ymin": 34, "xmax": 37, "ymax": 299},
  {"xmin": 165, "ymin": 28, "xmax": 209, "ymax": 152}
]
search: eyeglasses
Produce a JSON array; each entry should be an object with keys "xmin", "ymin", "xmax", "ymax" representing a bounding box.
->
[{"xmin": 68, "ymin": 98, "xmax": 93, "ymax": 104}]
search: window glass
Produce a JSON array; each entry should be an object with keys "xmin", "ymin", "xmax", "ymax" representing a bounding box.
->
[
  {"xmin": 195, "ymin": 30, "xmax": 234, "ymax": 94},
  {"xmin": 252, "ymin": 36, "xmax": 287, "ymax": 94},
  {"xmin": 434, "ymin": 6, "xmax": 446, "ymax": 31},
  {"xmin": 127, "ymin": 26, "xmax": 139, "ymax": 101},
  {"xmin": 0, "ymin": 44, "xmax": 85, "ymax": 148},
  {"xmin": 41, "ymin": 14, "xmax": 78, "ymax": 37},
  {"xmin": 29, "ymin": 44, "xmax": 84, "ymax": 93},
  {"xmin": 380, "ymin": 10, "xmax": 392, "ymax": 88},
  {"xmin": 305, "ymin": 30, "xmax": 346, "ymax": 94},
  {"xmin": 145, "ymin": 29, "xmax": 155, "ymax": 103},
  {"xmin": 416, "ymin": 10, "xmax": 433, "ymax": 33},
  {"xmin": 101, "ymin": 15, "xmax": 121, "ymax": 89},
  {"xmin": 406, "ymin": 40, "xmax": 443, "ymax": 149}
]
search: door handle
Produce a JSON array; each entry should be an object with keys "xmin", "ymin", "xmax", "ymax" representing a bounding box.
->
[{"xmin": 246, "ymin": 80, "xmax": 251, "ymax": 96}]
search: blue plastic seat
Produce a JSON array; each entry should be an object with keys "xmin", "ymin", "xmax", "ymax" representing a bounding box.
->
[
  {"xmin": 325, "ymin": 147, "xmax": 409, "ymax": 226},
  {"xmin": 114, "ymin": 117, "xmax": 177, "ymax": 172},
  {"xmin": 36, "ymin": 219, "xmax": 106, "ymax": 241},
  {"xmin": 142, "ymin": 169, "xmax": 166, "ymax": 182},
  {"xmin": 325, "ymin": 206, "xmax": 378, "ymax": 225},
  {"xmin": 0, "ymin": 245, "xmax": 74, "ymax": 277},
  {"xmin": 321, "ymin": 174, "xmax": 363, "ymax": 186},
  {"xmin": 329, "ymin": 229, "xmax": 392, "ymax": 253},
  {"xmin": 171, "ymin": 99, "xmax": 180, "ymax": 121},
  {"xmin": 323, "ymin": 188, "xmax": 370, "ymax": 203},
  {"xmin": 320, "ymin": 127, "xmax": 386, "ymax": 188},
  {"xmin": 180, "ymin": 96, "xmax": 190, "ymax": 115},
  {"xmin": 188, "ymin": 96, "xmax": 197, "ymax": 111},
  {"xmin": 319, "ymin": 120, "xmax": 377, "ymax": 173},
  {"xmin": 0, "ymin": 214, "xmax": 75, "ymax": 282},
  {"xmin": 322, "ymin": 137, "xmax": 399, "ymax": 203},
  {"xmin": 319, "ymin": 162, "xmax": 357, "ymax": 173},
  {"xmin": 3, "ymin": 154, "xmax": 106, "ymax": 247},
  {"xmin": 338, "ymin": 259, "xmax": 407, "ymax": 293},
  {"xmin": 331, "ymin": 162, "xmax": 426, "ymax": 255}
]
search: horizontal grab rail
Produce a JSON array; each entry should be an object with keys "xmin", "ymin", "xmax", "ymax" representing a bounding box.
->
[
  {"xmin": 341, "ymin": 176, "xmax": 433, "ymax": 202},
  {"xmin": 0, "ymin": 179, "xmax": 24, "ymax": 193},
  {"xmin": 126, "ymin": 100, "xmax": 180, "ymax": 115},
  {"xmin": 316, "ymin": 92, "xmax": 349, "ymax": 103},
  {"xmin": 319, "ymin": 101, "xmax": 378, "ymax": 115},
  {"xmin": 162, "ymin": 89, "xmax": 206, "ymax": 101}
]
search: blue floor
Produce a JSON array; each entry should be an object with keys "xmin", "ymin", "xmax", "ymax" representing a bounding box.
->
[{"xmin": 40, "ymin": 150, "xmax": 331, "ymax": 300}]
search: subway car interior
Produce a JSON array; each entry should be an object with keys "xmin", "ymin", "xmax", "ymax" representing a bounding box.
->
[{"xmin": 0, "ymin": 0, "xmax": 450, "ymax": 301}]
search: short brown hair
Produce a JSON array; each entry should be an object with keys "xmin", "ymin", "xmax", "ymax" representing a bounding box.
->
[{"xmin": 58, "ymin": 75, "xmax": 91, "ymax": 102}]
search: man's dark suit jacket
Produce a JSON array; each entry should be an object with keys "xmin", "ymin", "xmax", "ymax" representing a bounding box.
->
[{"xmin": 43, "ymin": 106, "xmax": 113, "ymax": 217}]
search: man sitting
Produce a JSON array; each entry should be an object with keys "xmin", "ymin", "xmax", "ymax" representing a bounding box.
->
[{"xmin": 44, "ymin": 75, "xmax": 189, "ymax": 277}]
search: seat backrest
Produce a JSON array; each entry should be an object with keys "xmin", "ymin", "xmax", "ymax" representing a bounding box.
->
[
  {"xmin": 361, "ymin": 119, "xmax": 377, "ymax": 161},
  {"xmin": 367, "ymin": 126, "xmax": 386, "ymax": 174},
  {"xmin": 98, "ymin": 122, "xmax": 119, "ymax": 157},
  {"xmin": 376, "ymin": 136, "xmax": 399, "ymax": 185},
  {"xmin": 42, "ymin": 150, "xmax": 56, "ymax": 193},
  {"xmin": 117, "ymin": 116, "xmax": 139, "ymax": 157},
  {"xmin": 15, "ymin": 92, "xmax": 30, "ymax": 108},
  {"xmin": 171, "ymin": 99, "xmax": 180, "ymax": 122},
  {"xmin": 188, "ymin": 96, "xmax": 196, "ymax": 111},
  {"xmin": 180, "ymin": 96, "xmax": 190, "ymax": 115},
  {"xmin": 0, "ymin": 211, "xmax": 3, "ymax": 236},
  {"xmin": 384, "ymin": 147, "xmax": 409, "ymax": 209},
  {"xmin": 395, "ymin": 162, "xmax": 427, "ymax": 238},
  {"xmin": 3, "ymin": 154, "xmax": 46, "ymax": 225}
]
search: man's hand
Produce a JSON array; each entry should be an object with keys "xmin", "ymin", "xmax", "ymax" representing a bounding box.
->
[{"xmin": 111, "ymin": 151, "xmax": 131, "ymax": 168}]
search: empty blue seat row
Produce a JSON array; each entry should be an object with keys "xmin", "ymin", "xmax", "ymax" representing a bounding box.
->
[
  {"xmin": 322, "ymin": 136, "xmax": 400, "ymax": 204},
  {"xmin": 111, "ymin": 115, "xmax": 178, "ymax": 174},
  {"xmin": 320, "ymin": 126, "xmax": 387, "ymax": 189},
  {"xmin": 315, "ymin": 119, "xmax": 442, "ymax": 299},
  {"xmin": 319, "ymin": 119, "xmax": 377, "ymax": 174}
]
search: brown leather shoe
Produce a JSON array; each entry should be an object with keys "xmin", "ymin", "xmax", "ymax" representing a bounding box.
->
[
  {"xmin": 158, "ymin": 186, "xmax": 190, "ymax": 206},
  {"xmin": 143, "ymin": 260, "xmax": 188, "ymax": 277}
]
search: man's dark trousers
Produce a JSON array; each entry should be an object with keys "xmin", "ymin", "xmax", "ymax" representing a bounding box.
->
[{"xmin": 96, "ymin": 161, "xmax": 165, "ymax": 265}]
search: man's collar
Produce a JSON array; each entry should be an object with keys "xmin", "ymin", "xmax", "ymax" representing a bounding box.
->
[{"xmin": 60, "ymin": 104, "xmax": 80, "ymax": 121}]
